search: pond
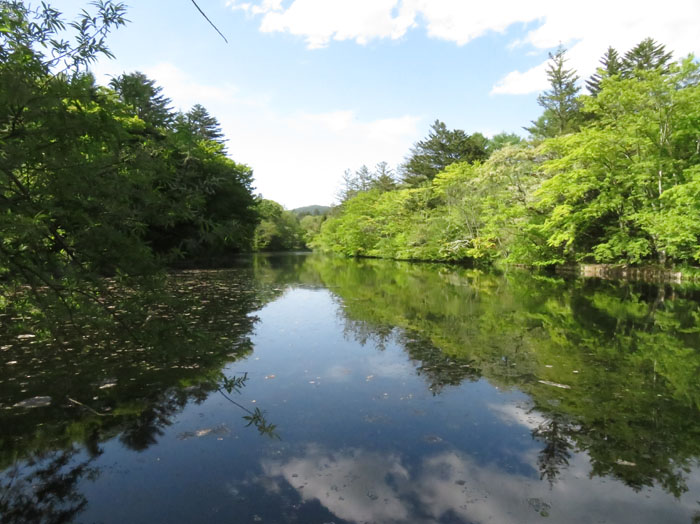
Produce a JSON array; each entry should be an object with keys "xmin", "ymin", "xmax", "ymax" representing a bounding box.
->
[{"xmin": 1, "ymin": 254, "xmax": 699, "ymax": 523}]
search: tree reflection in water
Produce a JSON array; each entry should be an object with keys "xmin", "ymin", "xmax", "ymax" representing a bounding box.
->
[
  {"xmin": 0, "ymin": 449, "xmax": 97, "ymax": 524},
  {"xmin": 0, "ymin": 267, "xmax": 282, "ymax": 522},
  {"xmin": 279, "ymin": 255, "xmax": 700, "ymax": 495},
  {"xmin": 1, "ymin": 254, "xmax": 699, "ymax": 523}
]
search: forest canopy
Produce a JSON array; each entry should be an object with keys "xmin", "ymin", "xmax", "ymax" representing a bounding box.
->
[
  {"xmin": 0, "ymin": 1, "xmax": 263, "ymax": 331},
  {"xmin": 314, "ymin": 40, "xmax": 700, "ymax": 269}
]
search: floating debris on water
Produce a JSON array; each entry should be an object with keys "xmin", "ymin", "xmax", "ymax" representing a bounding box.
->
[
  {"xmin": 177, "ymin": 424, "xmax": 230, "ymax": 440},
  {"xmin": 13, "ymin": 396, "xmax": 51, "ymax": 408},
  {"xmin": 538, "ymin": 380, "xmax": 571, "ymax": 389}
]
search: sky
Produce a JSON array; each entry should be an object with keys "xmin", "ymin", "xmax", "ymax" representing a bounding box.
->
[{"xmin": 46, "ymin": 0, "xmax": 700, "ymax": 208}]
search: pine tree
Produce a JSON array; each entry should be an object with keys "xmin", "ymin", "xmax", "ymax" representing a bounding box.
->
[
  {"xmin": 622, "ymin": 38, "xmax": 673, "ymax": 76},
  {"xmin": 184, "ymin": 104, "xmax": 226, "ymax": 145},
  {"xmin": 526, "ymin": 46, "xmax": 582, "ymax": 139},
  {"xmin": 109, "ymin": 72, "xmax": 173, "ymax": 128},
  {"xmin": 586, "ymin": 46, "xmax": 622, "ymax": 95},
  {"xmin": 369, "ymin": 162, "xmax": 398, "ymax": 192},
  {"xmin": 401, "ymin": 120, "xmax": 488, "ymax": 186}
]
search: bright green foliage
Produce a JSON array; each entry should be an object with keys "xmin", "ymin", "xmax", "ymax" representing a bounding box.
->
[
  {"xmin": 533, "ymin": 58, "xmax": 700, "ymax": 265},
  {"xmin": 253, "ymin": 199, "xmax": 305, "ymax": 251},
  {"xmin": 401, "ymin": 120, "xmax": 488, "ymax": 186},
  {"xmin": 299, "ymin": 214, "xmax": 325, "ymax": 245},
  {"xmin": 486, "ymin": 132, "xmax": 523, "ymax": 153},
  {"xmin": 526, "ymin": 46, "xmax": 583, "ymax": 139},
  {"xmin": 315, "ymin": 44, "xmax": 700, "ymax": 271},
  {"xmin": 315, "ymin": 144, "xmax": 549, "ymax": 263}
]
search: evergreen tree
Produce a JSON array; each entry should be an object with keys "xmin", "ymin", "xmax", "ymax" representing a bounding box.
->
[
  {"xmin": 338, "ymin": 164, "xmax": 393, "ymax": 202},
  {"xmin": 586, "ymin": 46, "xmax": 622, "ymax": 95},
  {"xmin": 369, "ymin": 162, "xmax": 398, "ymax": 192},
  {"xmin": 401, "ymin": 120, "xmax": 488, "ymax": 186},
  {"xmin": 183, "ymin": 104, "xmax": 226, "ymax": 145},
  {"xmin": 526, "ymin": 46, "xmax": 582, "ymax": 139},
  {"xmin": 622, "ymin": 38, "xmax": 673, "ymax": 76},
  {"xmin": 110, "ymin": 72, "xmax": 173, "ymax": 127}
]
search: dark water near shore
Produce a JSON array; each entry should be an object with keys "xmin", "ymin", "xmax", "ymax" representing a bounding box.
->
[{"xmin": 1, "ymin": 254, "xmax": 699, "ymax": 523}]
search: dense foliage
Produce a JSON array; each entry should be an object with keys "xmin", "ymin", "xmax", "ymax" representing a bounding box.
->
[
  {"xmin": 314, "ymin": 41, "xmax": 700, "ymax": 269},
  {"xmin": 0, "ymin": 1, "xmax": 259, "ymax": 328}
]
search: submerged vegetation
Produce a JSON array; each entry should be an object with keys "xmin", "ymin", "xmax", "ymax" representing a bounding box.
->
[{"xmin": 314, "ymin": 40, "xmax": 700, "ymax": 271}]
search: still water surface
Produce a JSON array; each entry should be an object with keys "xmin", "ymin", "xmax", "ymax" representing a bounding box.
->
[{"xmin": 1, "ymin": 254, "xmax": 699, "ymax": 523}]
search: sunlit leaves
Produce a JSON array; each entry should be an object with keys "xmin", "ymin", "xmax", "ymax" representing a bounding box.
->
[{"xmin": 533, "ymin": 59, "xmax": 700, "ymax": 265}]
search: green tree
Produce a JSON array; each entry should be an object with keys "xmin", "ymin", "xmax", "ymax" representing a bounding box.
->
[
  {"xmin": 622, "ymin": 37, "xmax": 673, "ymax": 76},
  {"xmin": 0, "ymin": 0, "xmax": 259, "ymax": 331},
  {"xmin": 181, "ymin": 103, "xmax": 226, "ymax": 145},
  {"xmin": 299, "ymin": 214, "xmax": 325, "ymax": 245},
  {"xmin": 401, "ymin": 120, "xmax": 488, "ymax": 186},
  {"xmin": 526, "ymin": 46, "xmax": 583, "ymax": 139},
  {"xmin": 253, "ymin": 200, "xmax": 304, "ymax": 251},
  {"xmin": 586, "ymin": 46, "xmax": 623, "ymax": 95},
  {"xmin": 533, "ymin": 58, "xmax": 700, "ymax": 265},
  {"xmin": 486, "ymin": 132, "xmax": 523, "ymax": 153},
  {"xmin": 337, "ymin": 162, "xmax": 398, "ymax": 202},
  {"xmin": 109, "ymin": 71, "xmax": 173, "ymax": 128},
  {"xmin": 369, "ymin": 161, "xmax": 398, "ymax": 192}
]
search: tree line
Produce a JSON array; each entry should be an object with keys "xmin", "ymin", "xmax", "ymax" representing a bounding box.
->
[
  {"xmin": 0, "ymin": 0, "xmax": 313, "ymax": 336},
  {"xmin": 314, "ymin": 39, "xmax": 700, "ymax": 269}
]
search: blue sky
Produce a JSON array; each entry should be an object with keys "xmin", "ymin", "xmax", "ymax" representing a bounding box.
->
[{"xmin": 47, "ymin": 0, "xmax": 700, "ymax": 208}]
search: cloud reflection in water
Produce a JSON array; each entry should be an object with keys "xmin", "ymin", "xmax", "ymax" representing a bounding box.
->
[{"xmin": 259, "ymin": 440, "xmax": 698, "ymax": 524}]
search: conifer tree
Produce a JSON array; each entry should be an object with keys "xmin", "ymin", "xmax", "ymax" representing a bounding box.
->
[
  {"xmin": 110, "ymin": 72, "xmax": 173, "ymax": 127},
  {"xmin": 184, "ymin": 104, "xmax": 226, "ymax": 145},
  {"xmin": 586, "ymin": 46, "xmax": 622, "ymax": 95},
  {"xmin": 622, "ymin": 38, "xmax": 673, "ymax": 75},
  {"xmin": 401, "ymin": 120, "xmax": 488, "ymax": 186},
  {"xmin": 526, "ymin": 46, "xmax": 582, "ymax": 139}
]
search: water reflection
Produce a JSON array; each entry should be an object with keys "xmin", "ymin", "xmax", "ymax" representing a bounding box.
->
[
  {"xmin": 1, "ymin": 268, "xmax": 282, "ymax": 522},
  {"xmin": 260, "ymin": 442, "xmax": 699, "ymax": 524},
  {"xmin": 0, "ymin": 449, "xmax": 97, "ymax": 524},
  {"xmin": 1, "ymin": 254, "xmax": 699, "ymax": 523},
  {"xmin": 274, "ymin": 255, "xmax": 700, "ymax": 496}
]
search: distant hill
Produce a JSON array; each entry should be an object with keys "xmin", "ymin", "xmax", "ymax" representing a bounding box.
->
[{"xmin": 291, "ymin": 205, "xmax": 331, "ymax": 216}]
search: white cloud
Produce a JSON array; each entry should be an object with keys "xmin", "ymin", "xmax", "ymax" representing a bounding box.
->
[
  {"xmin": 490, "ymin": 62, "xmax": 548, "ymax": 95},
  {"xmin": 228, "ymin": 0, "xmax": 700, "ymax": 94},
  {"xmin": 91, "ymin": 61, "xmax": 420, "ymax": 208},
  {"xmin": 493, "ymin": 0, "xmax": 700, "ymax": 94}
]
